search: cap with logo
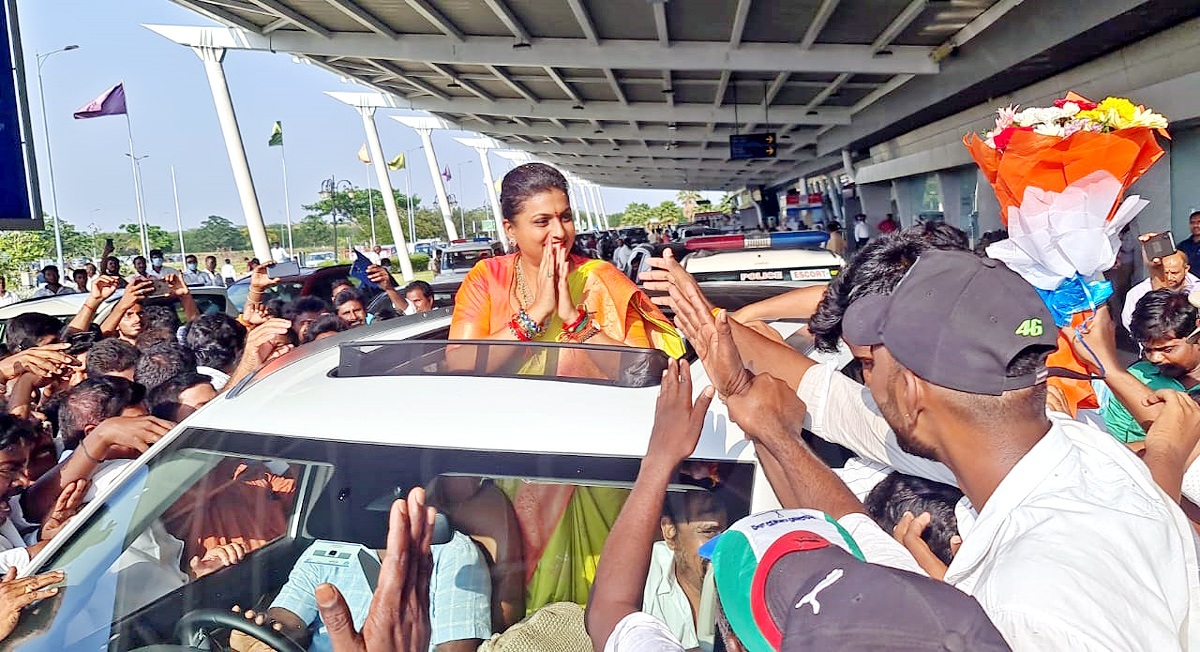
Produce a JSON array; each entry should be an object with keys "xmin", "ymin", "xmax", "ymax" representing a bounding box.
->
[
  {"xmin": 699, "ymin": 508, "xmax": 1010, "ymax": 652},
  {"xmin": 841, "ymin": 250, "xmax": 1058, "ymax": 395}
]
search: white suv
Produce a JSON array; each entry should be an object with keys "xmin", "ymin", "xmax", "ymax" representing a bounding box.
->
[{"xmin": 10, "ymin": 309, "xmax": 811, "ymax": 651}]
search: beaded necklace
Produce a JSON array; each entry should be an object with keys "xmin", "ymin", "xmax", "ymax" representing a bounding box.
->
[{"xmin": 514, "ymin": 258, "xmax": 533, "ymax": 310}]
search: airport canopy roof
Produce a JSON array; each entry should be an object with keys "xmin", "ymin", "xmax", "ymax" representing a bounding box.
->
[{"xmin": 155, "ymin": 0, "xmax": 1197, "ymax": 191}]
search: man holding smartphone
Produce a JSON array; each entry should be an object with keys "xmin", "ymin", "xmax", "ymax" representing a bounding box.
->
[{"xmin": 1122, "ymin": 232, "xmax": 1200, "ymax": 333}]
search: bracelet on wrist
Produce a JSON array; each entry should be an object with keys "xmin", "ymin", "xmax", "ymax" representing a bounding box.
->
[
  {"xmin": 79, "ymin": 440, "xmax": 102, "ymax": 464},
  {"xmin": 563, "ymin": 307, "xmax": 588, "ymax": 334},
  {"xmin": 510, "ymin": 309, "xmax": 545, "ymax": 341}
]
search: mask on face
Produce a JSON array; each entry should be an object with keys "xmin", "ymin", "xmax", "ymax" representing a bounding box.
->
[
  {"xmin": 187, "ymin": 262, "xmax": 198, "ymax": 272},
  {"xmin": 151, "ymin": 257, "xmax": 164, "ymax": 267}
]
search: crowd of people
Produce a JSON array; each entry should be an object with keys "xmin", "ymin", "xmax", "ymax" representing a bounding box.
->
[{"xmin": 1, "ymin": 160, "xmax": 1199, "ymax": 651}]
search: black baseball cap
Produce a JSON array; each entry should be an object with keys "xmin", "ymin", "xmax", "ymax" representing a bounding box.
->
[
  {"xmin": 842, "ymin": 250, "xmax": 1058, "ymax": 395},
  {"xmin": 769, "ymin": 545, "xmax": 1011, "ymax": 651}
]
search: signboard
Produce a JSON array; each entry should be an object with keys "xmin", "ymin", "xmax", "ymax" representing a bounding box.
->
[
  {"xmin": 481, "ymin": 219, "xmax": 496, "ymax": 231},
  {"xmin": 728, "ymin": 133, "xmax": 777, "ymax": 161},
  {"xmin": 0, "ymin": 0, "xmax": 41, "ymax": 230}
]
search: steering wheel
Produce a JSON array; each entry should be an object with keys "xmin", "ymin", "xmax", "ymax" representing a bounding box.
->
[{"xmin": 177, "ymin": 608, "xmax": 307, "ymax": 652}]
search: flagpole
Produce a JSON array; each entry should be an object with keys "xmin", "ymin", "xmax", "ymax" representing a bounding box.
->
[
  {"xmin": 123, "ymin": 105, "xmax": 149, "ymax": 257},
  {"xmin": 171, "ymin": 165, "xmax": 186, "ymax": 259},
  {"xmin": 280, "ymin": 141, "xmax": 294, "ymax": 253}
]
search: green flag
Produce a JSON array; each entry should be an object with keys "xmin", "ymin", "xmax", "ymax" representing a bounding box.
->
[
  {"xmin": 387, "ymin": 153, "xmax": 405, "ymax": 171},
  {"xmin": 268, "ymin": 121, "xmax": 283, "ymax": 147}
]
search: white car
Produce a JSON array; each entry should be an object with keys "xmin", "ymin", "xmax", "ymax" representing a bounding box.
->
[
  {"xmin": 682, "ymin": 231, "xmax": 844, "ymax": 286},
  {"xmin": 303, "ymin": 251, "xmax": 336, "ymax": 266},
  {"xmin": 432, "ymin": 240, "xmax": 505, "ymax": 285},
  {"xmin": 11, "ymin": 307, "xmax": 821, "ymax": 651},
  {"xmin": 0, "ymin": 286, "xmax": 235, "ymax": 342}
]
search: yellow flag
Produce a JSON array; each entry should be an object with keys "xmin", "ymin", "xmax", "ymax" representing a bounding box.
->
[
  {"xmin": 493, "ymin": 176, "xmax": 503, "ymax": 193},
  {"xmin": 387, "ymin": 153, "xmax": 405, "ymax": 171},
  {"xmin": 357, "ymin": 143, "xmax": 370, "ymax": 164}
]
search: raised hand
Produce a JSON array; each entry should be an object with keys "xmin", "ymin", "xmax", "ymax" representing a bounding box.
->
[
  {"xmin": 724, "ymin": 371, "xmax": 808, "ymax": 450},
  {"xmin": 0, "ymin": 568, "xmax": 63, "ymax": 642},
  {"xmin": 1144, "ymin": 389, "xmax": 1200, "ymax": 461},
  {"xmin": 523, "ymin": 240, "xmax": 559, "ymax": 325},
  {"xmin": 166, "ymin": 273, "xmax": 190, "ymax": 297},
  {"xmin": 0, "ymin": 344, "xmax": 77, "ymax": 384},
  {"xmin": 249, "ymin": 262, "xmax": 280, "ymax": 294},
  {"xmin": 367, "ymin": 265, "xmax": 393, "ymax": 289},
  {"xmin": 40, "ymin": 479, "xmax": 88, "ymax": 542},
  {"xmin": 120, "ymin": 279, "xmax": 154, "ymax": 307},
  {"xmin": 243, "ymin": 319, "xmax": 293, "ymax": 369},
  {"xmin": 639, "ymin": 248, "xmax": 715, "ymax": 314},
  {"xmin": 86, "ymin": 414, "xmax": 175, "ymax": 461},
  {"xmin": 1061, "ymin": 304, "xmax": 1118, "ymax": 376},
  {"xmin": 242, "ymin": 301, "xmax": 270, "ymax": 327},
  {"xmin": 671, "ymin": 290, "xmax": 752, "ymax": 398},
  {"xmin": 317, "ymin": 488, "xmax": 434, "ymax": 652},
  {"xmin": 91, "ymin": 275, "xmax": 120, "ymax": 301},
  {"xmin": 647, "ymin": 359, "xmax": 715, "ymax": 466},
  {"xmin": 189, "ymin": 541, "xmax": 248, "ymax": 578}
]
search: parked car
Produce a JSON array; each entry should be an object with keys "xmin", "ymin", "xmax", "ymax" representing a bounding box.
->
[
  {"xmin": 302, "ymin": 251, "xmax": 336, "ymax": 266},
  {"xmin": 432, "ymin": 240, "xmax": 504, "ymax": 285}
]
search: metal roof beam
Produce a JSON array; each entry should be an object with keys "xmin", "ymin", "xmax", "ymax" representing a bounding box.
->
[
  {"xmin": 425, "ymin": 62, "xmax": 495, "ymax": 101},
  {"xmin": 323, "ymin": 0, "xmax": 397, "ymax": 38},
  {"xmin": 367, "ymin": 60, "xmax": 449, "ymax": 100},
  {"xmin": 713, "ymin": 70, "xmax": 731, "ymax": 108},
  {"xmin": 171, "ymin": 0, "xmax": 264, "ymax": 33},
  {"xmin": 545, "ymin": 66, "xmax": 582, "ymax": 103},
  {"xmin": 246, "ymin": 0, "xmax": 331, "ymax": 37},
  {"xmin": 605, "ymin": 69, "xmax": 628, "ymax": 105},
  {"xmin": 482, "ymin": 0, "xmax": 532, "ymax": 44},
  {"xmin": 564, "ymin": 0, "xmax": 599, "ymax": 45},
  {"xmin": 652, "ymin": 1, "xmax": 670, "ymax": 47},
  {"xmin": 403, "ymin": 0, "xmax": 465, "ymax": 42},
  {"xmin": 388, "ymin": 95, "xmax": 850, "ymax": 124},
  {"xmin": 476, "ymin": 121, "xmax": 817, "ymax": 146},
  {"xmin": 142, "ymin": 25, "xmax": 940, "ymax": 74},
  {"xmin": 729, "ymin": 0, "xmax": 752, "ymax": 48},
  {"xmin": 485, "ymin": 64, "xmax": 539, "ymax": 102},
  {"xmin": 799, "ymin": 0, "xmax": 840, "ymax": 49},
  {"xmin": 873, "ymin": 0, "xmax": 927, "ymax": 52}
]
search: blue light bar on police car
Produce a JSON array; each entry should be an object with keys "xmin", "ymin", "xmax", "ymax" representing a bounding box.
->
[{"xmin": 684, "ymin": 230, "xmax": 830, "ymax": 252}]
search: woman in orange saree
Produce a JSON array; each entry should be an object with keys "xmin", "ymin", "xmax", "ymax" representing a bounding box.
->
[{"xmin": 449, "ymin": 163, "xmax": 682, "ymax": 615}]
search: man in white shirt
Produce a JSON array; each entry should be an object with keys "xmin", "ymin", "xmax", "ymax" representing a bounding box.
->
[
  {"xmin": 364, "ymin": 244, "xmax": 383, "ymax": 265},
  {"xmin": 220, "ymin": 258, "xmax": 237, "ymax": 285},
  {"xmin": 613, "ymin": 238, "xmax": 633, "ymax": 275},
  {"xmin": 0, "ymin": 276, "xmax": 18, "ymax": 307},
  {"xmin": 145, "ymin": 249, "xmax": 179, "ymax": 279},
  {"xmin": 30, "ymin": 265, "xmax": 76, "ymax": 298},
  {"xmin": 852, "ymin": 214, "xmax": 870, "ymax": 248},
  {"xmin": 654, "ymin": 247, "xmax": 1200, "ymax": 650},
  {"xmin": 1122, "ymin": 248, "xmax": 1200, "ymax": 333}
]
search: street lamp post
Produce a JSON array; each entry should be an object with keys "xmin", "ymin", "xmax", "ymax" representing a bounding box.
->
[
  {"xmin": 320, "ymin": 177, "xmax": 354, "ymax": 262},
  {"xmin": 36, "ymin": 44, "xmax": 80, "ymax": 272}
]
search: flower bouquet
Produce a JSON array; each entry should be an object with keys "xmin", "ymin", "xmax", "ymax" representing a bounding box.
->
[{"xmin": 964, "ymin": 93, "xmax": 1169, "ymax": 414}]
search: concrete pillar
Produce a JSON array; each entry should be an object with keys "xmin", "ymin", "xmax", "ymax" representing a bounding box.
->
[
  {"xmin": 415, "ymin": 128, "xmax": 459, "ymax": 241},
  {"xmin": 192, "ymin": 46, "xmax": 270, "ymax": 261},
  {"xmin": 588, "ymin": 184, "xmax": 607, "ymax": 230},
  {"xmin": 857, "ymin": 182, "xmax": 892, "ymax": 236},
  {"xmin": 583, "ymin": 183, "xmax": 601, "ymax": 231},
  {"xmin": 357, "ymin": 106, "xmax": 414, "ymax": 281},
  {"xmin": 595, "ymin": 186, "xmax": 611, "ymax": 230},
  {"xmin": 975, "ymin": 170, "xmax": 1003, "ymax": 235},
  {"xmin": 475, "ymin": 149, "xmax": 509, "ymax": 250}
]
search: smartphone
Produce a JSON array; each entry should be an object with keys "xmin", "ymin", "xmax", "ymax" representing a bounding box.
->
[
  {"xmin": 147, "ymin": 278, "xmax": 173, "ymax": 299},
  {"xmin": 1143, "ymin": 232, "xmax": 1176, "ymax": 260},
  {"xmin": 267, "ymin": 260, "xmax": 300, "ymax": 278}
]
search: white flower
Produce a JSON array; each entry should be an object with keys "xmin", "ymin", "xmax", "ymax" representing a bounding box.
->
[
  {"xmin": 1059, "ymin": 102, "xmax": 1081, "ymax": 117},
  {"xmin": 1015, "ymin": 106, "xmax": 1068, "ymax": 128},
  {"xmin": 1033, "ymin": 122, "xmax": 1066, "ymax": 137}
]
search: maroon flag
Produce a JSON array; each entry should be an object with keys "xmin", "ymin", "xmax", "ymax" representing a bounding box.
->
[{"xmin": 74, "ymin": 83, "xmax": 127, "ymax": 119}]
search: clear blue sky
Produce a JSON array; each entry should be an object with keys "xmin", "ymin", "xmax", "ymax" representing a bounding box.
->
[{"xmin": 15, "ymin": 0, "xmax": 718, "ymax": 234}]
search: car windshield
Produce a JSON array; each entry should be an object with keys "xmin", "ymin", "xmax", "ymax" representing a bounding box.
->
[
  {"xmin": 338, "ymin": 340, "xmax": 670, "ymax": 387},
  {"xmin": 10, "ymin": 429, "xmax": 752, "ymax": 651},
  {"xmin": 441, "ymin": 249, "xmax": 492, "ymax": 271}
]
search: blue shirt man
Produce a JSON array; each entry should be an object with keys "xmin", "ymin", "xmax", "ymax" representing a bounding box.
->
[{"xmin": 271, "ymin": 531, "xmax": 492, "ymax": 651}]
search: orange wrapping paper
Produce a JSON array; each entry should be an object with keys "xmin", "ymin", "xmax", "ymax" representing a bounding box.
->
[{"xmin": 965, "ymin": 112, "xmax": 1167, "ymax": 415}]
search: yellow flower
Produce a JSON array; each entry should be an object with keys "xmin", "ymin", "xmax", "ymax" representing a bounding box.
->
[{"xmin": 1077, "ymin": 97, "xmax": 1142, "ymax": 129}]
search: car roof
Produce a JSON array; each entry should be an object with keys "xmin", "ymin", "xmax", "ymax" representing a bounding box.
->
[
  {"xmin": 184, "ymin": 313, "xmax": 756, "ymax": 463},
  {"xmin": 441, "ymin": 241, "xmax": 497, "ymax": 252}
]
